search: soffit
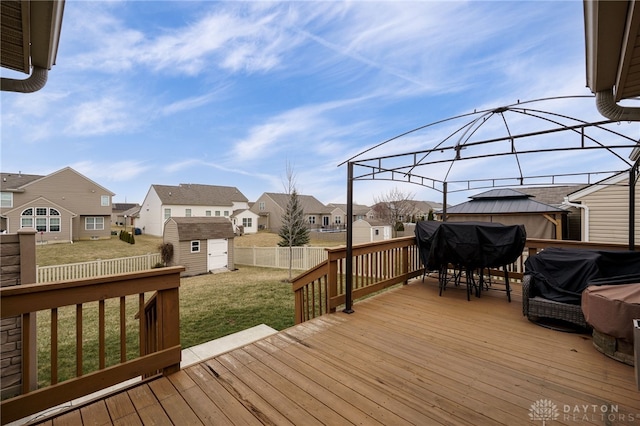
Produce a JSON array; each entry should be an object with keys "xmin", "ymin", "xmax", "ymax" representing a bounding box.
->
[{"xmin": 585, "ymin": 0, "xmax": 640, "ymax": 101}]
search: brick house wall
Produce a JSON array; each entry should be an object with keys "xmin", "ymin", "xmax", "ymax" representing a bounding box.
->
[{"xmin": 0, "ymin": 229, "xmax": 37, "ymax": 399}]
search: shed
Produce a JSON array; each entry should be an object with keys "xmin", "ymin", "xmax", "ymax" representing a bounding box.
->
[
  {"xmin": 163, "ymin": 217, "xmax": 235, "ymax": 277},
  {"xmin": 352, "ymin": 219, "xmax": 392, "ymax": 245}
]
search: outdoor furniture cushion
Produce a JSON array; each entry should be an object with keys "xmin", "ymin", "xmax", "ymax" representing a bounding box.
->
[
  {"xmin": 524, "ymin": 248, "xmax": 640, "ymax": 305},
  {"xmin": 582, "ymin": 283, "xmax": 640, "ymax": 342}
]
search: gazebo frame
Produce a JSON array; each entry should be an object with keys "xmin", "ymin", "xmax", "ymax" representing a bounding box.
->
[{"xmin": 339, "ymin": 96, "xmax": 640, "ymax": 313}]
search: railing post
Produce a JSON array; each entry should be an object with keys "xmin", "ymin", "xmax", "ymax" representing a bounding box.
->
[
  {"xmin": 328, "ymin": 254, "xmax": 338, "ymax": 313},
  {"xmin": 158, "ymin": 287, "xmax": 181, "ymax": 375},
  {"xmin": 402, "ymin": 245, "xmax": 409, "ymax": 285}
]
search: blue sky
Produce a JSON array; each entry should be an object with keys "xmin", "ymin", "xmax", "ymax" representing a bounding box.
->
[{"xmin": 2, "ymin": 1, "xmax": 638, "ymax": 207}]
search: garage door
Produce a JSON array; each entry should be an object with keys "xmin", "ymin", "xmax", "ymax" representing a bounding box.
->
[{"xmin": 207, "ymin": 239, "xmax": 228, "ymax": 270}]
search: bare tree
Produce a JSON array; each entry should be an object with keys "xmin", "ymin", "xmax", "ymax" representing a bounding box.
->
[
  {"xmin": 372, "ymin": 187, "xmax": 416, "ymax": 235},
  {"xmin": 278, "ymin": 163, "xmax": 310, "ymax": 280}
]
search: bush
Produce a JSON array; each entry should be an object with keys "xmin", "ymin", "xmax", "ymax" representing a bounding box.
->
[
  {"xmin": 119, "ymin": 230, "xmax": 135, "ymax": 244},
  {"xmin": 159, "ymin": 242, "xmax": 174, "ymax": 266}
]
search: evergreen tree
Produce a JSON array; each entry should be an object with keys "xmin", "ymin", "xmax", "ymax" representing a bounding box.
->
[
  {"xmin": 278, "ymin": 189, "xmax": 310, "ymax": 248},
  {"xmin": 278, "ymin": 164, "xmax": 310, "ymax": 279}
]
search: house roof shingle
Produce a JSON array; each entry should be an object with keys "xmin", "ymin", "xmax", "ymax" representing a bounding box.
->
[
  {"xmin": 1, "ymin": 172, "xmax": 45, "ymax": 190},
  {"xmin": 153, "ymin": 184, "xmax": 248, "ymax": 206},
  {"xmin": 265, "ymin": 193, "xmax": 332, "ymax": 214},
  {"xmin": 168, "ymin": 217, "xmax": 235, "ymax": 241}
]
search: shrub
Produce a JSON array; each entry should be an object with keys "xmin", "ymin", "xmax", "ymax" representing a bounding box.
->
[{"xmin": 159, "ymin": 242, "xmax": 174, "ymax": 266}]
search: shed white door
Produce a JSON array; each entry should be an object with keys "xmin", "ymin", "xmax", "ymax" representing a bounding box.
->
[{"xmin": 207, "ymin": 239, "xmax": 228, "ymax": 270}]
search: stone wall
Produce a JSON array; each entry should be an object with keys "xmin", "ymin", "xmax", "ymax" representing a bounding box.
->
[{"xmin": 0, "ymin": 229, "xmax": 36, "ymax": 400}]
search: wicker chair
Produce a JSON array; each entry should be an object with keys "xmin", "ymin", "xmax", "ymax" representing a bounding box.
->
[{"xmin": 522, "ymin": 274, "xmax": 589, "ymax": 330}]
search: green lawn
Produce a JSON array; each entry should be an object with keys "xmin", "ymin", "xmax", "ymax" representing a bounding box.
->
[{"xmin": 34, "ymin": 233, "xmax": 296, "ymax": 387}]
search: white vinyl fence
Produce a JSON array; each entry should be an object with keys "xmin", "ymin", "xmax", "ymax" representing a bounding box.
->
[
  {"xmin": 37, "ymin": 253, "xmax": 162, "ymax": 283},
  {"xmin": 234, "ymin": 246, "xmax": 328, "ymax": 270}
]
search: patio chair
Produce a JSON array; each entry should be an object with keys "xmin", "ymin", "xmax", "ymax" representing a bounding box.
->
[{"xmin": 522, "ymin": 274, "xmax": 589, "ymax": 329}]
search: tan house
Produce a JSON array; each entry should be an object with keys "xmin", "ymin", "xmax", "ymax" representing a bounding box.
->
[
  {"xmin": 163, "ymin": 217, "xmax": 235, "ymax": 277},
  {"xmin": 567, "ymin": 171, "xmax": 640, "ymax": 245},
  {"xmin": 0, "ymin": 167, "xmax": 115, "ymax": 243},
  {"xmin": 251, "ymin": 192, "xmax": 332, "ymax": 232},
  {"xmin": 111, "ymin": 203, "xmax": 140, "ymax": 226},
  {"xmin": 138, "ymin": 183, "xmax": 253, "ymax": 237},
  {"xmin": 327, "ymin": 203, "xmax": 371, "ymax": 230}
]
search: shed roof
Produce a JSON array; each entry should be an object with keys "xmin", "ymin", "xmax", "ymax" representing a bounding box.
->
[
  {"xmin": 153, "ymin": 184, "xmax": 248, "ymax": 206},
  {"xmin": 167, "ymin": 217, "xmax": 235, "ymax": 241},
  {"xmin": 448, "ymin": 188, "xmax": 565, "ymax": 215}
]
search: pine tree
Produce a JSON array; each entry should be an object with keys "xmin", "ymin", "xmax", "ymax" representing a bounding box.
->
[
  {"xmin": 278, "ymin": 164, "xmax": 310, "ymax": 279},
  {"xmin": 278, "ymin": 189, "xmax": 310, "ymax": 248}
]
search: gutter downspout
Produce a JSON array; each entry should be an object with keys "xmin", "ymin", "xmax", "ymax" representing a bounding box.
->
[
  {"xmin": 563, "ymin": 197, "xmax": 589, "ymax": 242},
  {"xmin": 595, "ymin": 89, "xmax": 640, "ymax": 121},
  {"xmin": 0, "ymin": 66, "xmax": 49, "ymax": 93}
]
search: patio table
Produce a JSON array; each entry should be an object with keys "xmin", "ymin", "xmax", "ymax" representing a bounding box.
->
[{"xmin": 415, "ymin": 221, "xmax": 526, "ymax": 301}]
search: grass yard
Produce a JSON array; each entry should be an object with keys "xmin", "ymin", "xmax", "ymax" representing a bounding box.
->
[
  {"xmin": 35, "ymin": 265, "xmax": 294, "ymax": 387},
  {"xmin": 35, "ymin": 232, "xmax": 163, "ymax": 266}
]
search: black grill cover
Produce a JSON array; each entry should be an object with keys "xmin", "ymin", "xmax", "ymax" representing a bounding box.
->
[
  {"xmin": 415, "ymin": 221, "xmax": 526, "ymax": 271},
  {"xmin": 524, "ymin": 247, "xmax": 640, "ymax": 304}
]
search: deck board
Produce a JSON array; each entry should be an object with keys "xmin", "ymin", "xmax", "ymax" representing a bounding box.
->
[{"xmin": 30, "ymin": 278, "xmax": 640, "ymax": 425}]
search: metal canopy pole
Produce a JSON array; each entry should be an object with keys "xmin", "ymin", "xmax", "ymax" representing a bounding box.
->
[
  {"xmin": 442, "ymin": 182, "xmax": 448, "ymax": 222},
  {"xmin": 344, "ymin": 162, "xmax": 354, "ymax": 314}
]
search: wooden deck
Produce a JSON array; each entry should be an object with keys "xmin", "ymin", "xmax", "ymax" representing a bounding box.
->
[{"xmin": 29, "ymin": 277, "xmax": 639, "ymax": 425}]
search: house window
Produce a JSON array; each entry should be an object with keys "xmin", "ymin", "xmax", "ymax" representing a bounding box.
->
[
  {"xmin": 335, "ymin": 216, "xmax": 342, "ymax": 224},
  {"xmin": 215, "ymin": 211, "xmax": 221, "ymax": 216},
  {"xmin": 1, "ymin": 192, "xmax": 13, "ymax": 208},
  {"xmin": 206, "ymin": 210, "xmax": 211, "ymax": 216},
  {"xmin": 243, "ymin": 218, "xmax": 252, "ymax": 228},
  {"xmin": 21, "ymin": 208, "xmax": 33, "ymax": 228},
  {"xmin": 86, "ymin": 217, "xmax": 104, "ymax": 230},
  {"xmin": 20, "ymin": 207, "xmax": 62, "ymax": 232},
  {"xmin": 164, "ymin": 208, "xmax": 171, "ymax": 220},
  {"xmin": 36, "ymin": 217, "xmax": 47, "ymax": 232},
  {"xmin": 308, "ymin": 216, "xmax": 316, "ymax": 224},
  {"xmin": 49, "ymin": 217, "xmax": 61, "ymax": 232},
  {"xmin": 259, "ymin": 201, "xmax": 265, "ymax": 211},
  {"xmin": 49, "ymin": 209, "xmax": 61, "ymax": 232},
  {"xmin": 375, "ymin": 229, "xmax": 380, "ymax": 236},
  {"xmin": 224, "ymin": 211, "xmax": 229, "ymax": 217},
  {"xmin": 185, "ymin": 209, "xmax": 192, "ymax": 217},
  {"xmin": 191, "ymin": 240, "xmax": 200, "ymax": 253},
  {"xmin": 101, "ymin": 195, "xmax": 110, "ymax": 206}
]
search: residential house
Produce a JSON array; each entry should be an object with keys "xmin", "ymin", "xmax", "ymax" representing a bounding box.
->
[
  {"xmin": 0, "ymin": 167, "xmax": 115, "ymax": 243},
  {"xmin": 163, "ymin": 217, "xmax": 235, "ymax": 277},
  {"xmin": 137, "ymin": 184, "xmax": 251, "ymax": 237},
  {"xmin": 567, "ymin": 171, "xmax": 640, "ymax": 245},
  {"xmin": 231, "ymin": 207, "xmax": 259, "ymax": 235},
  {"xmin": 250, "ymin": 192, "xmax": 332, "ymax": 232},
  {"xmin": 327, "ymin": 203, "xmax": 371, "ymax": 230},
  {"xmin": 407, "ymin": 200, "xmax": 444, "ymax": 221},
  {"xmin": 438, "ymin": 188, "xmax": 567, "ymax": 239},
  {"xmin": 111, "ymin": 203, "xmax": 140, "ymax": 226}
]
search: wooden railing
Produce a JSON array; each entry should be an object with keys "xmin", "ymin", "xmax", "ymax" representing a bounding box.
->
[
  {"xmin": 291, "ymin": 237, "xmax": 423, "ymax": 323},
  {"xmin": 37, "ymin": 253, "xmax": 162, "ymax": 283},
  {"xmin": 291, "ymin": 236, "xmax": 638, "ymax": 324},
  {"xmin": 0, "ymin": 266, "xmax": 184, "ymax": 425}
]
